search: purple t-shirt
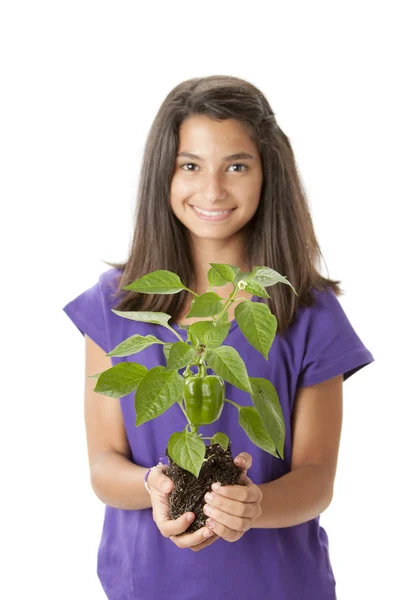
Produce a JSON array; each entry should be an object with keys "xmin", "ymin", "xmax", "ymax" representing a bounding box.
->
[{"xmin": 63, "ymin": 267, "xmax": 374, "ymax": 600}]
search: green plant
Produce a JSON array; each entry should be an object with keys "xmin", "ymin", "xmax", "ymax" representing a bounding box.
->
[{"xmin": 90, "ymin": 263, "xmax": 297, "ymax": 477}]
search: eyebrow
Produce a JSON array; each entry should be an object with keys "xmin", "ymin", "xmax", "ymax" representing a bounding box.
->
[{"xmin": 176, "ymin": 151, "xmax": 256, "ymax": 161}]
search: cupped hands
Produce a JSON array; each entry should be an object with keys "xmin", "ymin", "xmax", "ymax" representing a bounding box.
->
[{"xmin": 147, "ymin": 452, "xmax": 261, "ymax": 550}]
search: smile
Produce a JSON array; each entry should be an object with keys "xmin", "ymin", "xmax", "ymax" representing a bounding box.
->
[{"xmin": 190, "ymin": 205, "xmax": 236, "ymax": 221}]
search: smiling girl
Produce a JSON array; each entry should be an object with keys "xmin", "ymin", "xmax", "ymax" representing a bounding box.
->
[{"xmin": 63, "ymin": 75, "xmax": 374, "ymax": 600}]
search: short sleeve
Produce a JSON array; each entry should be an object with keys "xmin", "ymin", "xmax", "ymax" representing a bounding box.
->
[
  {"xmin": 297, "ymin": 288, "xmax": 375, "ymax": 388},
  {"xmin": 62, "ymin": 271, "xmax": 109, "ymax": 353}
]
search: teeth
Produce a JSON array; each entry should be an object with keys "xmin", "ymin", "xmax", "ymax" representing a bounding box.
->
[{"xmin": 193, "ymin": 206, "xmax": 232, "ymax": 216}]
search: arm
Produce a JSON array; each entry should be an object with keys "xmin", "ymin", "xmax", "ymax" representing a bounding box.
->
[
  {"xmin": 90, "ymin": 450, "xmax": 152, "ymax": 510},
  {"xmin": 84, "ymin": 335, "xmax": 218, "ymax": 548},
  {"xmin": 201, "ymin": 374, "xmax": 343, "ymax": 539},
  {"xmin": 253, "ymin": 373, "xmax": 343, "ymax": 528},
  {"xmin": 84, "ymin": 334, "xmax": 152, "ymax": 510}
]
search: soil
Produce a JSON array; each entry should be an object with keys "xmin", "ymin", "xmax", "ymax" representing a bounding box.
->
[{"xmin": 165, "ymin": 443, "xmax": 245, "ymax": 534}]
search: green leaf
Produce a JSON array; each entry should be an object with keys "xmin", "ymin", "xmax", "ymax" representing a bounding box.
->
[
  {"xmin": 168, "ymin": 431, "xmax": 206, "ymax": 477},
  {"xmin": 135, "ymin": 366, "xmax": 184, "ymax": 426},
  {"xmin": 106, "ymin": 334, "xmax": 164, "ymax": 357},
  {"xmin": 218, "ymin": 310, "xmax": 230, "ymax": 325},
  {"xmin": 166, "ymin": 342, "xmax": 196, "ymax": 371},
  {"xmin": 204, "ymin": 322, "xmax": 232, "ymax": 348},
  {"xmin": 112, "ymin": 310, "xmax": 171, "ymax": 327},
  {"xmin": 210, "ymin": 432, "xmax": 230, "ymax": 451},
  {"xmin": 208, "ymin": 264, "xmax": 230, "ymax": 286},
  {"xmin": 250, "ymin": 377, "xmax": 285, "ymax": 459},
  {"xmin": 122, "ymin": 270, "xmax": 186, "ymax": 294},
  {"xmin": 88, "ymin": 372, "xmax": 102, "ymax": 379},
  {"xmin": 249, "ymin": 266, "xmax": 298, "ymax": 296},
  {"xmin": 163, "ymin": 342, "xmax": 173, "ymax": 361},
  {"xmin": 206, "ymin": 346, "xmax": 252, "ymax": 393},
  {"xmin": 238, "ymin": 406, "xmax": 278, "ymax": 457},
  {"xmin": 188, "ymin": 321, "xmax": 214, "ymax": 346},
  {"xmin": 93, "ymin": 362, "xmax": 148, "ymax": 398},
  {"xmin": 186, "ymin": 292, "xmax": 224, "ymax": 318},
  {"xmin": 234, "ymin": 271, "xmax": 252, "ymax": 285},
  {"xmin": 234, "ymin": 300, "xmax": 277, "ymax": 361},
  {"xmin": 208, "ymin": 263, "xmax": 241, "ymax": 285},
  {"xmin": 241, "ymin": 278, "xmax": 271, "ymax": 299}
]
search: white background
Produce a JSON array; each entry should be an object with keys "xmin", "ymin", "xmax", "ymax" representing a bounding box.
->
[{"xmin": 1, "ymin": 1, "xmax": 398, "ymax": 598}]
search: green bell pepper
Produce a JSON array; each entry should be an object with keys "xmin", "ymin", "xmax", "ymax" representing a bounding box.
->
[{"xmin": 184, "ymin": 373, "xmax": 225, "ymax": 426}]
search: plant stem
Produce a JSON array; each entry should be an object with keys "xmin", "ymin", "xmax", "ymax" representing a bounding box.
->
[
  {"xmin": 202, "ymin": 453, "xmax": 215, "ymax": 462},
  {"xmin": 178, "ymin": 400, "xmax": 189, "ymax": 421},
  {"xmin": 214, "ymin": 285, "xmax": 238, "ymax": 326},
  {"xmin": 179, "ymin": 398, "xmax": 199, "ymax": 433},
  {"xmin": 224, "ymin": 398, "xmax": 242, "ymax": 410},
  {"xmin": 181, "ymin": 285, "xmax": 199, "ymax": 298},
  {"xmin": 164, "ymin": 325, "xmax": 184, "ymax": 342}
]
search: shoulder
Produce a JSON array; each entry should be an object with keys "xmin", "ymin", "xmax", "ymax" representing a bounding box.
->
[
  {"xmin": 99, "ymin": 266, "xmax": 123, "ymax": 288},
  {"xmin": 62, "ymin": 268, "xmax": 123, "ymax": 354},
  {"xmin": 99, "ymin": 267, "xmax": 124, "ymax": 306},
  {"xmin": 294, "ymin": 285, "xmax": 358, "ymax": 350},
  {"xmin": 301, "ymin": 285, "xmax": 342, "ymax": 314},
  {"xmin": 294, "ymin": 286, "xmax": 374, "ymax": 386},
  {"xmin": 294, "ymin": 285, "xmax": 351, "ymax": 332}
]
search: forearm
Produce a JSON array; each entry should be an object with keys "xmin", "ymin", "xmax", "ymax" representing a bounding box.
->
[
  {"xmin": 90, "ymin": 450, "xmax": 152, "ymax": 510},
  {"xmin": 253, "ymin": 465, "xmax": 333, "ymax": 529}
]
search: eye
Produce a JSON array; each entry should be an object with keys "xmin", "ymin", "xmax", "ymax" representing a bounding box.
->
[
  {"xmin": 228, "ymin": 163, "xmax": 248, "ymax": 172},
  {"xmin": 180, "ymin": 163, "xmax": 249, "ymax": 172},
  {"xmin": 180, "ymin": 163, "xmax": 199, "ymax": 171}
]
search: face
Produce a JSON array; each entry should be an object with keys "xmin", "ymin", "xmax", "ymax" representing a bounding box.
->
[{"xmin": 170, "ymin": 115, "xmax": 263, "ymax": 242}]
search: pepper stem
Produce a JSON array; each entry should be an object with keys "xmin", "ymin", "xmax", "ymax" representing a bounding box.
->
[{"xmin": 199, "ymin": 362, "xmax": 207, "ymax": 378}]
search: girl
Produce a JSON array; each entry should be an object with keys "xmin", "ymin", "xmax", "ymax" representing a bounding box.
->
[{"xmin": 63, "ymin": 75, "xmax": 374, "ymax": 600}]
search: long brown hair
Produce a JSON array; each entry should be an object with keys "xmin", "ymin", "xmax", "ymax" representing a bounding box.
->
[{"xmin": 103, "ymin": 75, "xmax": 342, "ymax": 336}]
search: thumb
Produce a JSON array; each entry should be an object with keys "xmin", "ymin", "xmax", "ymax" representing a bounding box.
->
[
  {"xmin": 233, "ymin": 452, "xmax": 253, "ymax": 477},
  {"xmin": 147, "ymin": 465, "xmax": 174, "ymax": 495}
]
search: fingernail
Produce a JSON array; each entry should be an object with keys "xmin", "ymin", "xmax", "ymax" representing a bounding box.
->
[
  {"xmin": 204, "ymin": 492, "xmax": 213, "ymax": 502},
  {"xmin": 211, "ymin": 482, "xmax": 221, "ymax": 492},
  {"xmin": 206, "ymin": 519, "xmax": 215, "ymax": 529},
  {"xmin": 235, "ymin": 458, "xmax": 245, "ymax": 467},
  {"xmin": 186, "ymin": 513, "xmax": 194, "ymax": 522}
]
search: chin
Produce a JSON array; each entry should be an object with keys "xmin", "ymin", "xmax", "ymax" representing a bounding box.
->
[{"xmin": 189, "ymin": 224, "xmax": 246, "ymax": 242}]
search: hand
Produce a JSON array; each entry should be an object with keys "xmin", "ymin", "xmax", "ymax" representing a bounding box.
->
[
  {"xmin": 147, "ymin": 464, "xmax": 220, "ymax": 552},
  {"xmin": 202, "ymin": 452, "xmax": 263, "ymax": 543}
]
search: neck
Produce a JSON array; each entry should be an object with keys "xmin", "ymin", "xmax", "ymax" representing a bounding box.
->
[{"xmin": 188, "ymin": 233, "xmax": 250, "ymax": 296}]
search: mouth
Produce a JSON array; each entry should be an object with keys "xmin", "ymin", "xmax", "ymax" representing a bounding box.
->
[{"xmin": 189, "ymin": 205, "xmax": 236, "ymax": 222}]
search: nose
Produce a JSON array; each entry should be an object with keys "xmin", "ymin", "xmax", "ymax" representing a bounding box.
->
[{"xmin": 202, "ymin": 171, "xmax": 228, "ymax": 204}]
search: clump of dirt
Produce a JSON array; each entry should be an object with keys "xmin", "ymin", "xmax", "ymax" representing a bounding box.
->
[{"xmin": 165, "ymin": 443, "xmax": 245, "ymax": 534}]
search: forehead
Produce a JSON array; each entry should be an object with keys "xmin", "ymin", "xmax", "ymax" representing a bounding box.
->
[{"xmin": 177, "ymin": 115, "xmax": 256, "ymax": 153}]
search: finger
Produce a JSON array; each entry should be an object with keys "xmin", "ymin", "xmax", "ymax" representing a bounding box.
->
[
  {"xmin": 233, "ymin": 452, "xmax": 252, "ymax": 476},
  {"xmin": 211, "ymin": 478, "xmax": 262, "ymax": 502},
  {"xmin": 148, "ymin": 466, "xmax": 174, "ymax": 494},
  {"xmin": 170, "ymin": 526, "xmax": 215, "ymax": 549},
  {"xmin": 205, "ymin": 517, "xmax": 242, "ymax": 543},
  {"xmin": 155, "ymin": 509, "xmax": 196, "ymax": 538},
  {"xmin": 203, "ymin": 500, "xmax": 252, "ymax": 533},
  {"xmin": 190, "ymin": 534, "xmax": 220, "ymax": 552},
  {"xmin": 203, "ymin": 488, "xmax": 261, "ymax": 519}
]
